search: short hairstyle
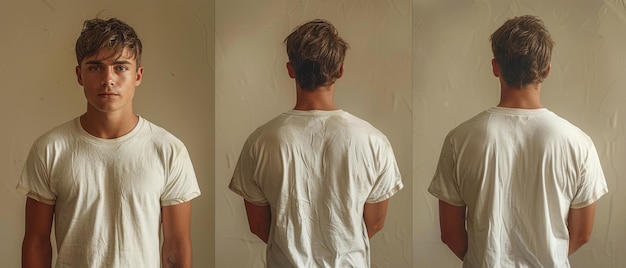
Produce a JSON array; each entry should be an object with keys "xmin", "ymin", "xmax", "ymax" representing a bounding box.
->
[
  {"xmin": 284, "ymin": 19, "xmax": 349, "ymax": 91},
  {"xmin": 490, "ymin": 15, "xmax": 554, "ymax": 88},
  {"xmin": 75, "ymin": 18, "xmax": 142, "ymax": 68}
]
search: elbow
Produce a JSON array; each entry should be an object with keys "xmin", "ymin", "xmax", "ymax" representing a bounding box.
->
[
  {"xmin": 440, "ymin": 233, "xmax": 460, "ymax": 251},
  {"xmin": 373, "ymin": 221, "xmax": 385, "ymax": 233},
  {"xmin": 440, "ymin": 226, "xmax": 458, "ymax": 245},
  {"xmin": 568, "ymin": 234, "xmax": 591, "ymax": 255},
  {"xmin": 366, "ymin": 220, "xmax": 385, "ymax": 238},
  {"xmin": 248, "ymin": 224, "xmax": 270, "ymax": 243},
  {"xmin": 248, "ymin": 225, "xmax": 262, "ymax": 237},
  {"xmin": 572, "ymin": 233, "xmax": 592, "ymax": 246},
  {"xmin": 440, "ymin": 232, "xmax": 452, "ymax": 246},
  {"xmin": 580, "ymin": 234, "xmax": 592, "ymax": 245},
  {"xmin": 248, "ymin": 224, "xmax": 261, "ymax": 237}
]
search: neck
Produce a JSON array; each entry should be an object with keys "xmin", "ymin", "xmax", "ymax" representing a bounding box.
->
[
  {"xmin": 293, "ymin": 84, "xmax": 338, "ymax": 111},
  {"xmin": 498, "ymin": 82, "xmax": 543, "ymax": 109},
  {"xmin": 80, "ymin": 108, "xmax": 139, "ymax": 139}
]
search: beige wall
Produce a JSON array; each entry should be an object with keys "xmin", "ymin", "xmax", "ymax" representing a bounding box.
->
[
  {"xmin": 414, "ymin": 1, "xmax": 626, "ymax": 267},
  {"xmin": 0, "ymin": 1, "xmax": 214, "ymax": 267},
  {"xmin": 215, "ymin": 0, "xmax": 412, "ymax": 267},
  {"xmin": 2, "ymin": 1, "xmax": 625, "ymax": 267}
]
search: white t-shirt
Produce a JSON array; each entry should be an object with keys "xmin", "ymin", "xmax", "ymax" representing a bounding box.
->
[
  {"xmin": 429, "ymin": 107, "xmax": 608, "ymax": 267},
  {"xmin": 17, "ymin": 116, "xmax": 201, "ymax": 268},
  {"xmin": 230, "ymin": 110, "xmax": 403, "ymax": 268}
]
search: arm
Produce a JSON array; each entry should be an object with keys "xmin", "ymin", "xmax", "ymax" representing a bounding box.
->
[
  {"xmin": 363, "ymin": 199, "xmax": 389, "ymax": 238},
  {"xmin": 439, "ymin": 200, "xmax": 468, "ymax": 260},
  {"xmin": 162, "ymin": 202, "xmax": 193, "ymax": 268},
  {"xmin": 244, "ymin": 199, "xmax": 271, "ymax": 243},
  {"xmin": 567, "ymin": 203, "xmax": 597, "ymax": 255},
  {"xmin": 22, "ymin": 197, "xmax": 54, "ymax": 268}
]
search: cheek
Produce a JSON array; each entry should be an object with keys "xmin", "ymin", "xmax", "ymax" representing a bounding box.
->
[
  {"xmin": 110, "ymin": 74, "xmax": 130, "ymax": 86},
  {"xmin": 80, "ymin": 75, "xmax": 96, "ymax": 86},
  {"xmin": 123, "ymin": 72, "xmax": 138, "ymax": 82}
]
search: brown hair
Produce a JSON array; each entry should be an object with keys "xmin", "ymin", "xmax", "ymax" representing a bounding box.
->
[
  {"xmin": 75, "ymin": 18, "xmax": 142, "ymax": 68},
  {"xmin": 284, "ymin": 19, "xmax": 349, "ymax": 91},
  {"xmin": 490, "ymin": 15, "xmax": 554, "ymax": 88}
]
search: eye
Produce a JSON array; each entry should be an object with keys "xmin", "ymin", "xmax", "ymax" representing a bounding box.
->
[
  {"xmin": 87, "ymin": 65, "xmax": 102, "ymax": 71},
  {"xmin": 115, "ymin": 65, "xmax": 129, "ymax": 71}
]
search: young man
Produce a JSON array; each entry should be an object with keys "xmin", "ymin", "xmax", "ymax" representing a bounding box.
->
[
  {"xmin": 229, "ymin": 19, "xmax": 403, "ymax": 267},
  {"xmin": 429, "ymin": 15, "xmax": 608, "ymax": 267},
  {"xmin": 18, "ymin": 18, "xmax": 200, "ymax": 267}
]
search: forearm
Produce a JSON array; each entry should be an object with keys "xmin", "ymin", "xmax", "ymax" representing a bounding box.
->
[
  {"xmin": 22, "ymin": 237, "xmax": 52, "ymax": 268},
  {"xmin": 251, "ymin": 224, "xmax": 270, "ymax": 243},
  {"xmin": 568, "ymin": 238, "xmax": 587, "ymax": 256},
  {"xmin": 568, "ymin": 228, "xmax": 592, "ymax": 256},
  {"xmin": 438, "ymin": 200, "xmax": 467, "ymax": 260},
  {"xmin": 363, "ymin": 200, "xmax": 389, "ymax": 239},
  {"xmin": 22, "ymin": 198, "xmax": 54, "ymax": 268},
  {"xmin": 162, "ymin": 239, "xmax": 192, "ymax": 268},
  {"xmin": 161, "ymin": 202, "xmax": 193, "ymax": 267},
  {"xmin": 364, "ymin": 219, "xmax": 385, "ymax": 238},
  {"xmin": 567, "ymin": 203, "xmax": 596, "ymax": 256},
  {"xmin": 244, "ymin": 200, "xmax": 271, "ymax": 243},
  {"xmin": 442, "ymin": 229, "xmax": 468, "ymax": 260}
]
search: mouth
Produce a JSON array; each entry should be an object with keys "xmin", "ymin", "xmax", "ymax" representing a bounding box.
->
[{"xmin": 98, "ymin": 93, "xmax": 120, "ymax": 97}]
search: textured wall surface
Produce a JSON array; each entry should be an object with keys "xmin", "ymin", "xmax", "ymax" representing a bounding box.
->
[
  {"xmin": 215, "ymin": 0, "xmax": 412, "ymax": 267},
  {"xmin": 0, "ymin": 1, "xmax": 214, "ymax": 267},
  {"xmin": 2, "ymin": 0, "xmax": 625, "ymax": 267},
  {"xmin": 414, "ymin": 1, "xmax": 626, "ymax": 267}
]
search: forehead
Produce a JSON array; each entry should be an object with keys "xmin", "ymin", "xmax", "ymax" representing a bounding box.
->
[{"xmin": 82, "ymin": 47, "xmax": 137, "ymax": 65}]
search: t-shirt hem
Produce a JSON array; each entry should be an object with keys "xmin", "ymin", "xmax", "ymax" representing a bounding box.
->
[
  {"xmin": 428, "ymin": 187, "xmax": 465, "ymax": 207},
  {"xmin": 570, "ymin": 188, "xmax": 609, "ymax": 209},
  {"xmin": 161, "ymin": 191, "xmax": 201, "ymax": 206},
  {"xmin": 16, "ymin": 184, "xmax": 55, "ymax": 205},
  {"xmin": 228, "ymin": 184, "xmax": 269, "ymax": 206},
  {"xmin": 366, "ymin": 182, "xmax": 404, "ymax": 203}
]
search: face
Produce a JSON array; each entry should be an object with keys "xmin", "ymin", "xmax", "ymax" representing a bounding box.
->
[{"xmin": 76, "ymin": 48, "xmax": 143, "ymax": 116}]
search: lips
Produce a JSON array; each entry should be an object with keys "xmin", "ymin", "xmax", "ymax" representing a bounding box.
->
[{"xmin": 98, "ymin": 93, "xmax": 120, "ymax": 97}]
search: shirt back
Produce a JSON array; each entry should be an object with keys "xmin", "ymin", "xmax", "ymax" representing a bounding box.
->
[
  {"xmin": 429, "ymin": 107, "xmax": 607, "ymax": 267},
  {"xmin": 230, "ymin": 110, "xmax": 403, "ymax": 267}
]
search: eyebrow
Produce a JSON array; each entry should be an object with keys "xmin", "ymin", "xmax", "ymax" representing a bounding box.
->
[{"xmin": 84, "ymin": 60, "xmax": 133, "ymax": 65}]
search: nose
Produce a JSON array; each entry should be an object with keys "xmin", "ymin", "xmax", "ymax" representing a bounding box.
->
[{"xmin": 101, "ymin": 68, "xmax": 115, "ymax": 86}]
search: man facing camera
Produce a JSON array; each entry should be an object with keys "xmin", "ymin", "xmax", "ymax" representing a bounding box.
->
[{"xmin": 18, "ymin": 17, "xmax": 200, "ymax": 267}]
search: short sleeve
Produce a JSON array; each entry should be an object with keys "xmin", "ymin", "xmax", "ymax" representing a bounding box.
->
[
  {"xmin": 366, "ymin": 138, "xmax": 403, "ymax": 203},
  {"xmin": 428, "ymin": 135, "xmax": 465, "ymax": 206},
  {"xmin": 160, "ymin": 143, "xmax": 201, "ymax": 206},
  {"xmin": 570, "ymin": 140, "xmax": 608, "ymax": 209},
  {"xmin": 229, "ymin": 138, "xmax": 268, "ymax": 206},
  {"xmin": 16, "ymin": 145, "xmax": 56, "ymax": 205}
]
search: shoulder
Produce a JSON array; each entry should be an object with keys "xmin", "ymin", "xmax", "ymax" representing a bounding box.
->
[
  {"xmin": 244, "ymin": 114, "xmax": 286, "ymax": 140},
  {"xmin": 338, "ymin": 111, "xmax": 379, "ymax": 127},
  {"xmin": 540, "ymin": 111, "xmax": 591, "ymax": 141},
  {"xmin": 445, "ymin": 110, "xmax": 491, "ymax": 140},
  {"xmin": 332, "ymin": 111, "xmax": 394, "ymax": 149},
  {"xmin": 138, "ymin": 118, "xmax": 188, "ymax": 149},
  {"xmin": 336, "ymin": 111, "xmax": 386, "ymax": 133},
  {"xmin": 31, "ymin": 117, "xmax": 79, "ymax": 148},
  {"xmin": 542, "ymin": 111, "xmax": 596, "ymax": 147}
]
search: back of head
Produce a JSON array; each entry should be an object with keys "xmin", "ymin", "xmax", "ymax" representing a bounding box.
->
[
  {"xmin": 490, "ymin": 15, "xmax": 554, "ymax": 88},
  {"xmin": 75, "ymin": 17, "xmax": 142, "ymax": 68},
  {"xmin": 284, "ymin": 19, "xmax": 349, "ymax": 91}
]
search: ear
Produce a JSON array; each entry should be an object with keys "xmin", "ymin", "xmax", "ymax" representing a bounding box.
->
[
  {"xmin": 543, "ymin": 64, "xmax": 551, "ymax": 79},
  {"xmin": 286, "ymin": 62, "xmax": 295, "ymax": 78},
  {"xmin": 135, "ymin": 66, "xmax": 144, "ymax": 86},
  {"xmin": 76, "ymin": 66, "xmax": 84, "ymax": 86},
  {"xmin": 491, "ymin": 59, "xmax": 500, "ymax": 77},
  {"xmin": 337, "ymin": 64, "xmax": 344, "ymax": 79}
]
